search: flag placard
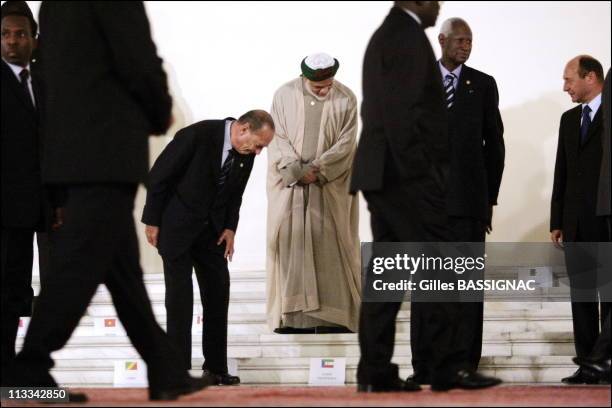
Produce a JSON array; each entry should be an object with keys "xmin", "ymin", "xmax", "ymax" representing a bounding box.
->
[
  {"xmin": 113, "ymin": 360, "xmax": 147, "ymax": 387},
  {"xmin": 192, "ymin": 315, "xmax": 204, "ymax": 335},
  {"xmin": 308, "ymin": 357, "xmax": 345, "ymax": 386},
  {"xmin": 93, "ymin": 317, "xmax": 125, "ymax": 336},
  {"xmin": 17, "ymin": 317, "xmax": 30, "ymax": 337}
]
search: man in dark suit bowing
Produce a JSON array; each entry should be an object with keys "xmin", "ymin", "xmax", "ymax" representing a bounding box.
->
[
  {"xmin": 351, "ymin": 1, "xmax": 501, "ymax": 392},
  {"xmin": 408, "ymin": 17, "xmax": 505, "ymax": 380},
  {"xmin": 142, "ymin": 110, "xmax": 274, "ymax": 386},
  {"xmin": 9, "ymin": 2, "xmax": 209, "ymax": 401},
  {"xmin": 551, "ymin": 55, "xmax": 609, "ymax": 384}
]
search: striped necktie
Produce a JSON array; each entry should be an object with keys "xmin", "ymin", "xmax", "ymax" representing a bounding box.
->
[
  {"xmin": 218, "ymin": 149, "xmax": 235, "ymax": 187},
  {"xmin": 444, "ymin": 73, "xmax": 456, "ymax": 109}
]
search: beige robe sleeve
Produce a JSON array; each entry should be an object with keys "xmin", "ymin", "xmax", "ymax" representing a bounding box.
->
[
  {"xmin": 311, "ymin": 96, "xmax": 358, "ymax": 185},
  {"xmin": 270, "ymin": 90, "xmax": 301, "ymax": 175}
]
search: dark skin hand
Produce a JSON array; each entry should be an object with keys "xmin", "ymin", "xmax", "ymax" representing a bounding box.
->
[
  {"xmin": 299, "ymin": 165, "xmax": 319, "ymax": 185},
  {"xmin": 51, "ymin": 208, "xmax": 64, "ymax": 231}
]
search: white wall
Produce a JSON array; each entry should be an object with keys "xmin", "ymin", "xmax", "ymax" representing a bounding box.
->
[{"xmin": 24, "ymin": 1, "xmax": 611, "ymax": 273}]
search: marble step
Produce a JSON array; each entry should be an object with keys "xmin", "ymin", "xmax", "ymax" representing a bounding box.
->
[
  {"xmin": 16, "ymin": 331, "xmax": 575, "ymax": 361},
  {"xmin": 31, "ymin": 271, "xmax": 265, "ymax": 294},
  {"xmin": 31, "ymin": 307, "xmax": 572, "ymax": 338},
  {"xmin": 46, "ymin": 356, "xmax": 578, "ymax": 386}
]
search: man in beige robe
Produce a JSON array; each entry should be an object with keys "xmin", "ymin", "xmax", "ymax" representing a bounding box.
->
[{"xmin": 267, "ymin": 53, "xmax": 360, "ymax": 333}]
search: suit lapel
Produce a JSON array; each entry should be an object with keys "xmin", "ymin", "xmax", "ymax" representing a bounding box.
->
[
  {"xmin": 567, "ymin": 107, "xmax": 581, "ymax": 158},
  {"xmin": 1, "ymin": 60, "xmax": 36, "ymax": 116},
  {"xmin": 211, "ymin": 120, "xmax": 227, "ymax": 183},
  {"xmin": 453, "ymin": 65, "xmax": 472, "ymax": 111}
]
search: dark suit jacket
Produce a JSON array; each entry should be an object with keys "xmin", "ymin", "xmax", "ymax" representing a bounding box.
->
[
  {"xmin": 350, "ymin": 6, "xmax": 448, "ymax": 193},
  {"xmin": 1, "ymin": 60, "xmax": 45, "ymax": 230},
  {"xmin": 38, "ymin": 1, "xmax": 171, "ymax": 184},
  {"xmin": 142, "ymin": 120, "xmax": 255, "ymax": 259},
  {"xmin": 444, "ymin": 65, "xmax": 505, "ymax": 221},
  {"xmin": 551, "ymin": 104, "xmax": 604, "ymax": 242},
  {"xmin": 597, "ymin": 68, "xmax": 611, "ymax": 217}
]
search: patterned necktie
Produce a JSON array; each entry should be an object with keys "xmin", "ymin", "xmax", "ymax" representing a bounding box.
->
[
  {"xmin": 444, "ymin": 73, "xmax": 456, "ymax": 109},
  {"xmin": 218, "ymin": 149, "xmax": 235, "ymax": 187},
  {"xmin": 580, "ymin": 105, "xmax": 592, "ymax": 145},
  {"xmin": 19, "ymin": 68, "xmax": 35, "ymax": 109}
]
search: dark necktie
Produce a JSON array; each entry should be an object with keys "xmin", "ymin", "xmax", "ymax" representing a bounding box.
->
[
  {"xmin": 218, "ymin": 149, "xmax": 235, "ymax": 187},
  {"xmin": 580, "ymin": 105, "xmax": 592, "ymax": 145},
  {"xmin": 19, "ymin": 68, "xmax": 35, "ymax": 110},
  {"xmin": 444, "ymin": 73, "xmax": 456, "ymax": 109}
]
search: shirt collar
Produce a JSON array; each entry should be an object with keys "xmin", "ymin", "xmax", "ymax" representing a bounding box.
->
[
  {"xmin": 3, "ymin": 59, "xmax": 31, "ymax": 81},
  {"xmin": 439, "ymin": 60, "xmax": 462, "ymax": 83},
  {"xmin": 583, "ymin": 93, "xmax": 602, "ymax": 116},
  {"xmin": 401, "ymin": 8, "xmax": 422, "ymax": 26},
  {"xmin": 223, "ymin": 120, "xmax": 234, "ymax": 153}
]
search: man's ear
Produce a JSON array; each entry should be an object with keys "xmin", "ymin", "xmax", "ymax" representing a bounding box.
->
[{"xmin": 438, "ymin": 33, "xmax": 445, "ymax": 47}]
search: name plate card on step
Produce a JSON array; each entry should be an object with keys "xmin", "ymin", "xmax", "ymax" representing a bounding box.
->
[
  {"xmin": 192, "ymin": 315, "xmax": 204, "ymax": 334},
  {"xmin": 113, "ymin": 360, "xmax": 147, "ymax": 387},
  {"xmin": 17, "ymin": 317, "xmax": 30, "ymax": 337},
  {"xmin": 93, "ymin": 317, "xmax": 126, "ymax": 336},
  {"xmin": 228, "ymin": 358, "xmax": 238, "ymax": 376},
  {"xmin": 308, "ymin": 358, "xmax": 346, "ymax": 386}
]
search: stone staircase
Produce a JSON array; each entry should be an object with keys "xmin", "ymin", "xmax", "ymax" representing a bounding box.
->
[{"xmin": 17, "ymin": 270, "xmax": 577, "ymax": 387}]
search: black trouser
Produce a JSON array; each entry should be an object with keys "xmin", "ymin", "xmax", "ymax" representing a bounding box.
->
[
  {"xmin": 358, "ymin": 177, "xmax": 468, "ymax": 386},
  {"xmin": 36, "ymin": 232, "xmax": 51, "ymax": 291},
  {"xmin": 1, "ymin": 227, "xmax": 35, "ymax": 382},
  {"xmin": 589, "ymin": 309, "xmax": 611, "ymax": 361},
  {"xmin": 446, "ymin": 216, "xmax": 486, "ymax": 372},
  {"xmin": 162, "ymin": 223, "xmax": 230, "ymax": 374},
  {"xmin": 12, "ymin": 185, "xmax": 188, "ymax": 390},
  {"xmin": 565, "ymin": 224, "xmax": 611, "ymax": 359}
]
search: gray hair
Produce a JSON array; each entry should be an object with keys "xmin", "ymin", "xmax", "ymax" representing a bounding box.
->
[{"xmin": 439, "ymin": 17, "xmax": 470, "ymax": 37}]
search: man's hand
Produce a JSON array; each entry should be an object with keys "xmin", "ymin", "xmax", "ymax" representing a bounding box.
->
[
  {"xmin": 217, "ymin": 229, "xmax": 235, "ymax": 261},
  {"xmin": 551, "ymin": 229, "xmax": 564, "ymax": 249},
  {"xmin": 51, "ymin": 207, "xmax": 64, "ymax": 231},
  {"xmin": 299, "ymin": 165, "xmax": 319, "ymax": 185},
  {"xmin": 145, "ymin": 225, "xmax": 159, "ymax": 247},
  {"xmin": 486, "ymin": 206, "xmax": 493, "ymax": 234}
]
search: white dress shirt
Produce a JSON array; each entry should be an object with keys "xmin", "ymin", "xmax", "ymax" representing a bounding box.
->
[
  {"xmin": 581, "ymin": 93, "xmax": 602, "ymax": 125},
  {"xmin": 222, "ymin": 120, "xmax": 234, "ymax": 166},
  {"xmin": 439, "ymin": 61, "xmax": 463, "ymax": 90},
  {"xmin": 401, "ymin": 8, "xmax": 422, "ymax": 25},
  {"xmin": 4, "ymin": 59, "xmax": 36, "ymax": 107}
]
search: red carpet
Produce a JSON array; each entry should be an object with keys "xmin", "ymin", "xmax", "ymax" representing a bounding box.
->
[{"xmin": 2, "ymin": 385, "xmax": 610, "ymax": 407}]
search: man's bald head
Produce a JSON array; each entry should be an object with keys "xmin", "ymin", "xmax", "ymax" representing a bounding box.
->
[
  {"xmin": 438, "ymin": 18, "xmax": 472, "ymax": 70},
  {"xmin": 563, "ymin": 55, "xmax": 604, "ymax": 104}
]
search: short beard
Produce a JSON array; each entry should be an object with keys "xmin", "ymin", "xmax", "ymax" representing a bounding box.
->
[{"xmin": 304, "ymin": 79, "xmax": 331, "ymax": 101}]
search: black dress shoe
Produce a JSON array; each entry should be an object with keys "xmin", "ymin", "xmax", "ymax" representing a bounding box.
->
[
  {"xmin": 431, "ymin": 370, "xmax": 502, "ymax": 391},
  {"xmin": 573, "ymin": 357, "xmax": 611, "ymax": 383},
  {"xmin": 273, "ymin": 327, "xmax": 316, "ymax": 334},
  {"xmin": 149, "ymin": 376, "xmax": 210, "ymax": 401},
  {"xmin": 202, "ymin": 369, "xmax": 241, "ymax": 386},
  {"xmin": 562, "ymin": 367, "xmax": 600, "ymax": 384},
  {"xmin": 357, "ymin": 377, "xmax": 421, "ymax": 392},
  {"xmin": 406, "ymin": 372, "xmax": 430, "ymax": 385}
]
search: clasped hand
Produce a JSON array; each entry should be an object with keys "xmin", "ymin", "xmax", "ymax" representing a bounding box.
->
[{"xmin": 299, "ymin": 165, "xmax": 320, "ymax": 185}]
